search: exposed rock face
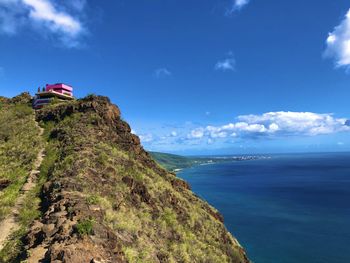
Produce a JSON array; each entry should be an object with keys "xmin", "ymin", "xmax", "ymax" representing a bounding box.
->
[
  {"xmin": 0, "ymin": 179, "xmax": 11, "ymax": 191},
  {"xmin": 22, "ymin": 95, "xmax": 249, "ymax": 263}
]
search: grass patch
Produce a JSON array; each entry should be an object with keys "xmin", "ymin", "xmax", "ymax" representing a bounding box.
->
[
  {"xmin": 0, "ymin": 101, "xmax": 42, "ymax": 220},
  {"xmin": 76, "ymin": 218, "xmax": 94, "ymax": 236},
  {"xmin": 0, "ymin": 99, "xmax": 58, "ymax": 261},
  {"xmin": 0, "ymin": 142, "xmax": 58, "ymax": 261},
  {"xmin": 0, "ymin": 227, "xmax": 27, "ymax": 262},
  {"xmin": 86, "ymin": 194, "xmax": 101, "ymax": 205}
]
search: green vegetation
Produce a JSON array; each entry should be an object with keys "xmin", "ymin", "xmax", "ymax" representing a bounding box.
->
[
  {"xmin": 86, "ymin": 195, "xmax": 100, "ymax": 205},
  {"xmin": 32, "ymin": 97, "xmax": 247, "ymax": 262},
  {"xmin": 150, "ymin": 151, "xmax": 196, "ymax": 171},
  {"xmin": 0, "ymin": 95, "xmax": 53, "ymax": 262},
  {"xmin": 0, "ymin": 144, "xmax": 58, "ymax": 262},
  {"xmin": 0, "ymin": 95, "xmax": 248, "ymax": 262},
  {"xmin": 0, "ymin": 229, "xmax": 26, "ymax": 262},
  {"xmin": 0, "ymin": 95, "xmax": 60, "ymax": 262},
  {"xmin": 18, "ymin": 144, "xmax": 58, "ymax": 227},
  {"xmin": 76, "ymin": 218, "xmax": 94, "ymax": 236},
  {"xmin": 0, "ymin": 97, "xmax": 43, "ymax": 220},
  {"xmin": 150, "ymin": 151, "xmax": 257, "ymax": 172}
]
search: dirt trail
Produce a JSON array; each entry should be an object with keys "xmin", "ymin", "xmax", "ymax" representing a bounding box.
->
[{"xmin": 0, "ymin": 117, "xmax": 45, "ymax": 251}]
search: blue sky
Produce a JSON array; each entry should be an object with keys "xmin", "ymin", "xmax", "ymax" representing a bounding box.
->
[{"xmin": 1, "ymin": 0, "xmax": 350, "ymax": 155}]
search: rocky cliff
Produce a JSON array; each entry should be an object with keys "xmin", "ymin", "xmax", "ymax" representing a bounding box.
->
[{"xmin": 0, "ymin": 94, "xmax": 249, "ymax": 263}]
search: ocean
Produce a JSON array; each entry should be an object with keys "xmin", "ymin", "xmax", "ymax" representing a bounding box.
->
[{"xmin": 177, "ymin": 152, "xmax": 350, "ymax": 263}]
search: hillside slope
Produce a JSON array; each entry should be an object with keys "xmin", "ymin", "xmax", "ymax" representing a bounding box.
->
[
  {"xmin": 150, "ymin": 152, "xmax": 195, "ymax": 171},
  {"xmin": 0, "ymin": 94, "xmax": 46, "ymax": 261},
  {"xmin": 0, "ymin": 94, "xmax": 249, "ymax": 263},
  {"xmin": 0, "ymin": 93, "xmax": 43, "ymax": 221}
]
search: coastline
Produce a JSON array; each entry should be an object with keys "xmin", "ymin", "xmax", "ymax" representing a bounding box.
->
[{"xmin": 176, "ymin": 152, "xmax": 350, "ymax": 263}]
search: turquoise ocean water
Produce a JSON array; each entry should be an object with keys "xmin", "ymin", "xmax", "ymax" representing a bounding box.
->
[{"xmin": 177, "ymin": 153, "xmax": 350, "ymax": 263}]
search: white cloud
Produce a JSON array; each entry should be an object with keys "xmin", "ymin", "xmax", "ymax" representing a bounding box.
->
[
  {"xmin": 23, "ymin": 0, "xmax": 82, "ymax": 35},
  {"xmin": 136, "ymin": 113, "xmax": 350, "ymax": 151},
  {"xmin": 324, "ymin": 9, "xmax": 350, "ymax": 68},
  {"xmin": 138, "ymin": 133, "xmax": 153, "ymax": 143},
  {"xmin": 188, "ymin": 128, "xmax": 205, "ymax": 139},
  {"xmin": 237, "ymin": 112, "xmax": 349, "ymax": 135},
  {"xmin": 227, "ymin": 0, "xmax": 250, "ymax": 14},
  {"xmin": 170, "ymin": 131, "xmax": 177, "ymax": 137},
  {"xmin": 234, "ymin": 0, "xmax": 250, "ymax": 10},
  {"xmin": 159, "ymin": 131, "xmax": 179, "ymax": 140},
  {"xmin": 215, "ymin": 52, "xmax": 236, "ymax": 72},
  {"xmin": 188, "ymin": 111, "xmax": 350, "ymax": 140},
  {"xmin": 154, "ymin": 68, "xmax": 171, "ymax": 78},
  {"xmin": 0, "ymin": 0, "xmax": 85, "ymax": 47},
  {"xmin": 215, "ymin": 58, "xmax": 235, "ymax": 71}
]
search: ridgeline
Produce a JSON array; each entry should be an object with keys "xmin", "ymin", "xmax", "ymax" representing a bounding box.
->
[{"xmin": 0, "ymin": 93, "xmax": 249, "ymax": 263}]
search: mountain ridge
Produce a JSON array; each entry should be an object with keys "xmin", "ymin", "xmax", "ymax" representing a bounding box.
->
[{"xmin": 0, "ymin": 93, "xmax": 249, "ymax": 263}]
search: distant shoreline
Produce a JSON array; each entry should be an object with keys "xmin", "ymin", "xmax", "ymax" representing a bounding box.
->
[{"xmin": 150, "ymin": 151, "xmax": 271, "ymax": 173}]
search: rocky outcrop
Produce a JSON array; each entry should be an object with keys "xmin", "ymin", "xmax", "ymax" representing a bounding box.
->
[
  {"xmin": 0, "ymin": 179, "xmax": 11, "ymax": 191},
  {"xmin": 21, "ymin": 95, "xmax": 249, "ymax": 263}
]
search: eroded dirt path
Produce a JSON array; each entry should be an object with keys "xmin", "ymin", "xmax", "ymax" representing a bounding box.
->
[{"xmin": 0, "ymin": 117, "xmax": 45, "ymax": 251}]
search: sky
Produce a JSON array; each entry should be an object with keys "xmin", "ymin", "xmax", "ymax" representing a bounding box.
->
[{"xmin": 1, "ymin": 0, "xmax": 350, "ymax": 155}]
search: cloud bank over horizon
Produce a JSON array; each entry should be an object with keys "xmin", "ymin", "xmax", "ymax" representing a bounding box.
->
[
  {"xmin": 188, "ymin": 112, "xmax": 350, "ymax": 140},
  {"xmin": 136, "ymin": 111, "xmax": 350, "ymax": 151},
  {"xmin": 0, "ymin": 0, "xmax": 86, "ymax": 47}
]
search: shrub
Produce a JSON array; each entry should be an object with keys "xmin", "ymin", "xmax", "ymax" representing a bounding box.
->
[
  {"xmin": 86, "ymin": 194, "xmax": 100, "ymax": 205},
  {"xmin": 76, "ymin": 218, "xmax": 94, "ymax": 236},
  {"xmin": 162, "ymin": 208, "xmax": 177, "ymax": 227},
  {"xmin": 13, "ymin": 103, "xmax": 32, "ymax": 118}
]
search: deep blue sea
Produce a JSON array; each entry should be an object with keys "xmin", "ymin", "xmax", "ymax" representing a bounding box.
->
[{"xmin": 177, "ymin": 153, "xmax": 350, "ymax": 263}]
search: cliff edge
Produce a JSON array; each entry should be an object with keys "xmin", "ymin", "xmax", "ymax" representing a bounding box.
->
[{"xmin": 0, "ymin": 94, "xmax": 249, "ymax": 263}]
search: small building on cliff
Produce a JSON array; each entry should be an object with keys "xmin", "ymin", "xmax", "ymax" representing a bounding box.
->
[{"xmin": 33, "ymin": 83, "xmax": 74, "ymax": 109}]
